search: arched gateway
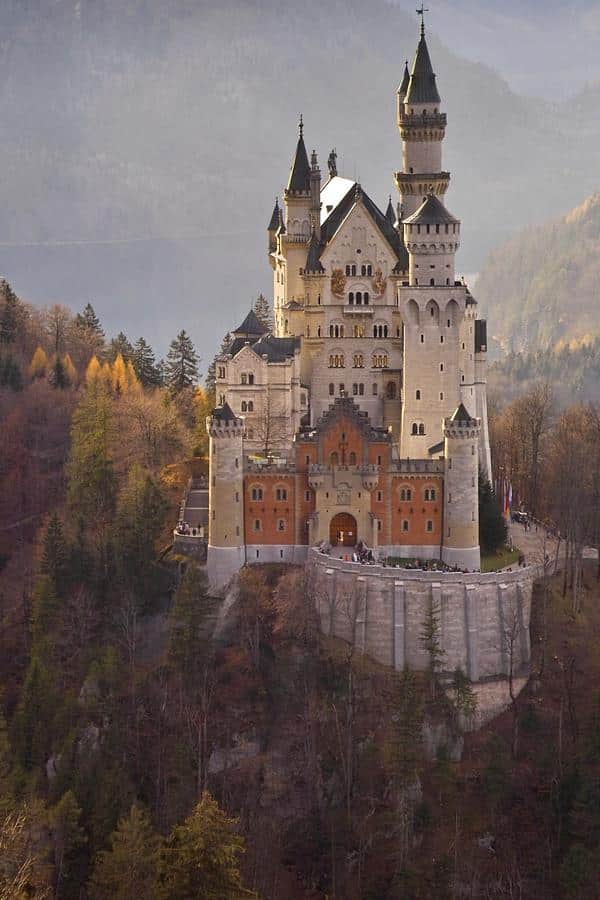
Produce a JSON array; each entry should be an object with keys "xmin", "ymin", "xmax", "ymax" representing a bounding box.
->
[{"xmin": 330, "ymin": 513, "xmax": 357, "ymax": 547}]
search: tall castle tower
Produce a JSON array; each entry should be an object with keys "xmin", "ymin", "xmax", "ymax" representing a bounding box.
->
[
  {"xmin": 206, "ymin": 404, "xmax": 245, "ymax": 587},
  {"xmin": 441, "ymin": 404, "xmax": 481, "ymax": 570},
  {"xmin": 394, "ymin": 17, "xmax": 449, "ymax": 219}
]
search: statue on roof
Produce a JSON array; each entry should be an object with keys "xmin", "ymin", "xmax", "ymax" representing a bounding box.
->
[{"xmin": 327, "ymin": 148, "xmax": 337, "ymax": 178}]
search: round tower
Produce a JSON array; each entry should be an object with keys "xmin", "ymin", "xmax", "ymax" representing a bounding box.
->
[
  {"xmin": 394, "ymin": 21, "xmax": 450, "ymax": 219},
  {"xmin": 441, "ymin": 404, "xmax": 481, "ymax": 571},
  {"xmin": 206, "ymin": 403, "xmax": 246, "ymax": 589}
]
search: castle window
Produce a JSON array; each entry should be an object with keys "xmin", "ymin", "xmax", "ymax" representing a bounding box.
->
[
  {"xmin": 317, "ymin": 325, "xmax": 322, "ymax": 337},
  {"xmin": 352, "ymin": 264, "xmax": 357, "ymax": 276},
  {"xmin": 284, "ymin": 319, "xmax": 289, "ymax": 333},
  {"xmin": 418, "ymin": 424, "xmax": 425, "ymax": 435},
  {"xmin": 445, "ymin": 224, "xmax": 449, "ymax": 234},
  {"xmin": 400, "ymin": 487, "xmax": 412, "ymax": 501},
  {"xmin": 339, "ymin": 383, "xmax": 345, "ymax": 395},
  {"xmin": 276, "ymin": 487, "xmax": 288, "ymax": 501},
  {"xmin": 440, "ymin": 363, "xmax": 444, "ymax": 372},
  {"xmin": 235, "ymin": 457, "xmax": 239, "ymax": 467},
  {"xmin": 359, "ymin": 383, "xmax": 364, "ymax": 395},
  {"xmin": 329, "ymin": 382, "xmax": 334, "ymax": 395},
  {"xmin": 353, "ymin": 353, "xmax": 364, "ymax": 368},
  {"xmin": 241, "ymin": 400, "xmax": 247, "ymax": 412},
  {"xmin": 235, "ymin": 491, "xmax": 239, "ymax": 502},
  {"xmin": 349, "ymin": 292, "xmax": 354, "ymax": 305},
  {"xmin": 462, "ymin": 342, "xmax": 465, "ymax": 350},
  {"xmin": 377, "ymin": 455, "xmax": 382, "ymax": 465},
  {"xmin": 447, "ymin": 320, "xmax": 451, "ymax": 328},
  {"xmin": 440, "ymin": 336, "xmax": 444, "ymax": 344},
  {"xmin": 472, "ymin": 445, "xmax": 476, "ymax": 455},
  {"xmin": 461, "ymin": 374, "xmax": 465, "ymax": 382},
  {"xmin": 236, "ymin": 526, "xmax": 240, "ymax": 536},
  {"xmin": 241, "ymin": 373, "xmax": 247, "ymax": 385},
  {"xmin": 318, "ymin": 294, "xmax": 321, "ymax": 305},
  {"xmin": 372, "ymin": 383, "xmax": 378, "ymax": 395},
  {"xmin": 425, "ymin": 488, "xmax": 436, "ymax": 501},
  {"xmin": 420, "ymin": 334, "xmax": 424, "ymax": 343},
  {"xmin": 367, "ymin": 264, "xmax": 373, "ymax": 276},
  {"xmin": 353, "ymin": 383, "xmax": 358, "ymax": 396},
  {"xmin": 349, "ymin": 451, "xmax": 357, "ymax": 465},
  {"xmin": 386, "ymin": 381, "xmax": 396, "ymax": 399},
  {"xmin": 251, "ymin": 486, "xmax": 263, "ymax": 501},
  {"xmin": 411, "ymin": 423, "xmax": 418, "ymax": 435},
  {"xmin": 356, "ymin": 291, "xmax": 362, "ymax": 305},
  {"xmin": 448, "ymin": 493, "xmax": 452, "ymax": 503},
  {"xmin": 330, "ymin": 451, "xmax": 339, "ymax": 466},
  {"xmin": 377, "ymin": 491, "xmax": 383, "ymax": 501},
  {"xmin": 416, "ymin": 390, "xmax": 421, "ymax": 400},
  {"xmin": 305, "ymin": 454, "xmax": 310, "ymax": 465},
  {"xmin": 253, "ymin": 519, "xmax": 262, "ymax": 532},
  {"xmin": 277, "ymin": 518, "xmax": 286, "ymax": 532},
  {"xmin": 426, "ymin": 520, "xmax": 434, "ymax": 533},
  {"xmin": 361, "ymin": 264, "xmax": 366, "ymax": 276},
  {"xmin": 364, "ymin": 293, "xmax": 369, "ymax": 304},
  {"xmin": 430, "ymin": 278, "xmax": 435, "ymax": 286},
  {"xmin": 440, "ymin": 393, "xmax": 444, "ymax": 401},
  {"xmin": 426, "ymin": 224, "xmax": 430, "ymax": 234},
  {"xmin": 346, "ymin": 265, "xmax": 351, "ymax": 276},
  {"xmin": 249, "ymin": 373, "xmax": 254, "ymax": 385},
  {"xmin": 377, "ymin": 520, "xmax": 382, "ymax": 531},
  {"xmin": 218, "ymin": 366, "xmax": 225, "ymax": 379},
  {"xmin": 436, "ymin": 224, "xmax": 440, "ymax": 234},
  {"xmin": 402, "ymin": 520, "xmax": 410, "ymax": 532}
]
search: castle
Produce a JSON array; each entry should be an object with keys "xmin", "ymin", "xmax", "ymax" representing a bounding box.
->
[{"xmin": 207, "ymin": 18, "xmax": 492, "ymax": 591}]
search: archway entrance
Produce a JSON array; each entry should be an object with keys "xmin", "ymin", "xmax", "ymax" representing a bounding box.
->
[{"xmin": 330, "ymin": 513, "xmax": 357, "ymax": 547}]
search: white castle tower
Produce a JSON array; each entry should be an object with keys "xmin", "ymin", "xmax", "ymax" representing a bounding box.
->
[
  {"xmin": 206, "ymin": 404, "xmax": 246, "ymax": 587},
  {"xmin": 442, "ymin": 404, "xmax": 481, "ymax": 570}
]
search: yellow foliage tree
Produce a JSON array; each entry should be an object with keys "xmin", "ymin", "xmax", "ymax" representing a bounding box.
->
[
  {"xmin": 85, "ymin": 356, "xmax": 101, "ymax": 383},
  {"xmin": 63, "ymin": 353, "xmax": 78, "ymax": 385},
  {"xmin": 29, "ymin": 346, "xmax": 48, "ymax": 379},
  {"xmin": 111, "ymin": 353, "xmax": 128, "ymax": 395},
  {"xmin": 125, "ymin": 359, "xmax": 140, "ymax": 393},
  {"xmin": 100, "ymin": 361, "xmax": 113, "ymax": 390}
]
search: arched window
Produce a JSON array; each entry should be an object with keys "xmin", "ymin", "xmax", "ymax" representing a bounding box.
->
[
  {"xmin": 349, "ymin": 292, "xmax": 354, "ymax": 305},
  {"xmin": 329, "ymin": 324, "xmax": 334, "ymax": 337},
  {"xmin": 364, "ymin": 292, "xmax": 369, "ymax": 305},
  {"xmin": 359, "ymin": 383, "xmax": 364, "ymax": 395},
  {"xmin": 372, "ymin": 383, "xmax": 378, "ymax": 395},
  {"xmin": 241, "ymin": 373, "xmax": 247, "ymax": 385},
  {"xmin": 361, "ymin": 264, "xmax": 366, "ymax": 276},
  {"xmin": 241, "ymin": 401, "xmax": 247, "ymax": 412},
  {"xmin": 352, "ymin": 383, "xmax": 358, "ymax": 395},
  {"xmin": 356, "ymin": 291, "xmax": 362, "ymax": 305},
  {"xmin": 248, "ymin": 400, "xmax": 254, "ymax": 411},
  {"xmin": 248, "ymin": 373, "xmax": 254, "ymax": 385},
  {"xmin": 411, "ymin": 423, "xmax": 418, "ymax": 435},
  {"xmin": 284, "ymin": 319, "xmax": 289, "ymax": 333},
  {"xmin": 277, "ymin": 518, "xmax": 286, "ymax": 532},
  {"xmin": 345, "ymin": 265, "xmax": 351, "ymax": 276},
  {"xmin": 353, "ymin": 353, "xmax": 364, "ymax": 368},
  {"xmin": 419, "ymin": 424, "xmax": 425, "ymax": 435},
  {"xmin": 400, "ymin": 487, "xmax": 412, "ymax": 501},
  {"xmin": 275, "ymin": 486, "xmax": 288, "ymax": 501},
  {"xmin": 329, "ymin": 382, "xmax": 334, "ymax": 395},
  {"xmin": 330, "ymin": 451, "xmax": 339, "ymax": 466},
  {"xmin": 251, "ymin": 486, "xmax": 263, "ymax": 501},
  {"xmin": 367, "ymin": 264, "xmax": 373, "ymax": 276},
  {"xmin": 349, "ymin": 451, "xmax": 357, "ymax": 465},
  {"xmin": 386, "ymin": 381, "xmax": 396, "ymax": 400},
  {"xmin": 317, "ymin": 325, "xmax": 322, "ymax": 337},
  {"xmin": 416, "ymin": 389, "xmax": 421, "ymax": 400},
  {"xmin": 351, "ymin": 264, "xmax": 357, "ymax": 276}
]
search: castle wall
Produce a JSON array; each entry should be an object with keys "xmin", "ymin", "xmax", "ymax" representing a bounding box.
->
[{"xmin": 310, "ymin": 550, "xmax": 534, "ymax": 684}]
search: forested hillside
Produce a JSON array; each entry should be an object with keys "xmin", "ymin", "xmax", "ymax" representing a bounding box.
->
[
  {"xmin": 2, "ymin": 282, "xmax": 600, "ymax": 897},
  {"xmin": 0, "ymin": 0, "xmax": 599, "ymax": 358},
  {"xmin": 477, "ymin": 193, "xmax": 600, "ymax": 358}
]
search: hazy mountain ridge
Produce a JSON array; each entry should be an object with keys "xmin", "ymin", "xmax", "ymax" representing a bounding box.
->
[
  {"xmin": 476, "ymin": 192, "xmax": 600, "ymax": 356},
  {"xmin": 0, "ymin": 0, "xmax": 598, "ymax": 358}
]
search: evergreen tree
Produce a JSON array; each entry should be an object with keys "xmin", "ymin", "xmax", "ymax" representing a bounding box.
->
[
  {"xmin": 420, "ymin": 599, "xmax": 445, "ymax": 701},
  {"xmin": 0, "ymin": 282, "xmax": 22, "ymax": 345},
  {"xmin": 50, "ymin": 790, "xmax": 87, "ymax": 899},
  {"xmin": 75, "ymin": 303, "xmax": 104, "ymax": 341},
  {"xmin": 168, "ymin": 565, "xmax": 211, "ymax": 681},
  {"xmin": 113, "ymin": 465, "xmax": 167, "ymax": 608},
  {"xmin": 67, "ymin": 382, "xmax": 116, "ymax": 525},
  {"xmin": 13, "ymin": 654, "xmax": 57, "ymax": 770},
  {"xmin": 41, "ymin": 514, "xmax": 69, "ymax": 594},
  {"xmin": 157, "ymin": 791, "xmax": 255, "ymax": 899},
  {"xmin": 388, "ymin": 667, "xmax": 423, "ymax": 789},
  {"xmin": 451, "ymin": 667, "xmax": 477, "ymax": 729},
  {"xmin": 164, "ymin": 330, "xmax": 199, "ymax": 393},
  {"xmin": 89, "ymin": 805, "xmax": 159, "ymax": 900},
  {"xmin": 253, "ymin": 293, "xmax": 272, "ymax": 330},
  {"xmin": 0, "ymin": 355, "xmax": 23, "ymax": 390},
  {"xmin": 49, "ymin": 355, "xmax": 70, "ymax": 390},
  {"xmin": 478, "ymin": 469, "xmax": 508, "ymax": 554},
  {"xmin": 132, "ymin": 337, "xmax": 163, "ymax": 387},
  {"xmin": 108, "ymin": 332, "xmax": 134, "ymax": 363},
  {"xmin": 205, "ymin": 333, "xmax": 231, "ymax": 400},
  {"xmin": 0, "ymin": 701, "xmax": 15, "ymax": 816}
]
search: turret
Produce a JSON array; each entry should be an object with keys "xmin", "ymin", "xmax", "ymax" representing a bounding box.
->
[
  {"xmin": 310, "ymin": 149, "xmax": 321, "ymax": 239},
  {"xmin": 441, "ymin": 404, "xmax": 481, "ymax": 571},
  {"xmin": 394, "ymin": 18, "xmax": 449, "ymax": 219},
  {"xmin": 206, "ymin": 403, "xmax": 246, "ymax": 589},
  {"xmin": 267, "ymin": 197, "xmax": 281, "ymax": 253},
  {"xmin": 403, "ymin": 193, "xmax": 460, "ymax": 287},
  {"xmin": 284, "ymin": 115, "xmax": 312, "ymax": 240}
]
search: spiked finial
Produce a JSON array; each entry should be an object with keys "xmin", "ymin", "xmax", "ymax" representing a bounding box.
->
[
  {"xmin": 299, "ymin": 114, "xmax": 304, "ymax": 137},
  {"xmin": 311, "ymin": 149, "xmax": 318, "ymax": 170},
  {"xmin": 416, "ymin": 4, "xmax": 428, "ymax": 37}
]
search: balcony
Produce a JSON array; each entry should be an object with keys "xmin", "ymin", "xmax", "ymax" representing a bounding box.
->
[
  {"xmin": 398, "ymin": 113, "xmax": 447, "ymax": 128},
  {"xmin": 342, "ymin": 305, "xmax": 374, "ymax": 316}
]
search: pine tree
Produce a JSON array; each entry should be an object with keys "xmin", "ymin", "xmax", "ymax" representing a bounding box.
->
[
  {"xmin": 49, "ymin": 355, "xmax": 70, "ymax": 389},
  {"xmin": 168, "ymin": 565, "xmax": 211, "ymax": 681},
  {"xmin": 89, "ymin": 805, "xmax": 159, "ymax": 900},
  {"xmin": 13, "ymin": 654, "xmax": 57, "ymax": 770},
  {"xmin": 253, "ymin": 293, "xmax": 272, "ymax": 330},
  {"xmin": 205, "ymin": 333, "xmax": 231, "ymax": 400},
  {"xmin": 164, "ymin": 330, "xmax": 199, "ymax": 393},
  {"xmin": 75, "ymin": 303, "xmax": 104, "ymax": 341},
  {"xmin": 29, "ymin": 346, "xmax": 49, "ymax": 379},
  {"xmin": 157, "ymin": 792, "xmax": 255, "ymax": 899},
  {"xmin": 478, "ymin": 469, "xmax": 508, "ymax": 555},
  {"xmin": 420, "ymin": 598, "xmax": 445, "ymax": 701},
  {"xmin": 0, "ymin": 282, "xmax": 22, "ymax": 345},
  {"xmin": 67, "ymin": 382, "xmax": 116, "ymax": 525},
  {"xmin": 132, "ymin": 337, "xmax": 163, "ymax": 388},
  {"xmin": 108, "ymin": 332, "xmax": 134, "ymax": 363},
  {"xmin": 0, "ymin": 355, "xmax": 23, "ymax": 390},
  {"xmin": 388, "ymin": 667, "xmax": 424, "ymax": 789},
  {"xmin": 0, "ymin": 700, "xmax": 14, "ymax": 816},
  {"xmin": 50, "ymin": 790, "xmax": 86, "ymax": 899},
  {"xmin": 41, "ymin": 514, "xmax": 69, "ymax": 594},
  {"xmin": 451, "ymin": 667, "xmax": 477, "ymax": 729}
]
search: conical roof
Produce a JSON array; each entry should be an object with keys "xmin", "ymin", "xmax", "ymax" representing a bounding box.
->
[
  {"xmin": 268, "ymin": 198, "xmax": 281, "ymax": 231},
  {"xmin": 405, "ymin": 33, "xmax": 441, "ymax": 105},
  {"xmin": 397, "ymin": 61, "xmax": 410, "ymax": 100},
  {"xmin": 304, "ymin": 229, "xmax": 325, "ymax": 273},
  {"xmin": 404, "ymin": 193, "xmax": 459, "ymax": 226},
  {"xmin": 385, "ymin": 196, "xmax": 396, "ymax": 225},
  {"xmin": 450, "ymin": 403, "xmax": 474, "ymax": 424},
  {"xmin": 233, "ymin": 309, "xmax": 269, "ymax": 337},
  {"xmin": 286, "ymin": 120, "xmax": 311, "ymax": 194},
  {"xmin": 213, "ymin": 401, "xmax": 237, "ymax": 423}
]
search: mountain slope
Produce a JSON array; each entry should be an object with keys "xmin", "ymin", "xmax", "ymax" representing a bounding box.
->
[{"xmin": 476, "ymin": 193, "xmax": 600, "ymax": 356}]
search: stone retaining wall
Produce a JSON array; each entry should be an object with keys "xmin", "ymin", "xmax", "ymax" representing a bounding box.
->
[{"xmin": 310, "ymin": 550, "xmax": 535, "ymax": 686}]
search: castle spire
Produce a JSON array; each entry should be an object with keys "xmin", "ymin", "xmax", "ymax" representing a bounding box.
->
[
  {"xmin": 405, "ymin": 13, "xmax": 440, "ymax": 105},
  {"xmin": 286, "ymin": 115, "xmax": 311, "ymax": 194},
  {"xmin": 397, "ymin": 60, "xmax": 410, "ymax": 101}
]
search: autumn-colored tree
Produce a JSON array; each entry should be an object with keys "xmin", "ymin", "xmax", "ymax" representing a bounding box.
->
[
  {"xmin": 0, "ymin": 804, "xmax": 52, "ymax": 900},
  {"xmin": 29, "ymin": 347, "xmax": 48, "ymax": 379},
  {"xmin": 157, "ymin": 792, "xmax": 256, "ymax": 899},
  {"xmin": 85, "ymin": 355, "xmax": 101, "ymax": 383},
  {"xmin": 62, "ymin": 354, "xmax": 77, "ymax": 386},
  {"xmin": 89, "ymin": 805, "xmax": 159, "ymax": 900}
]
